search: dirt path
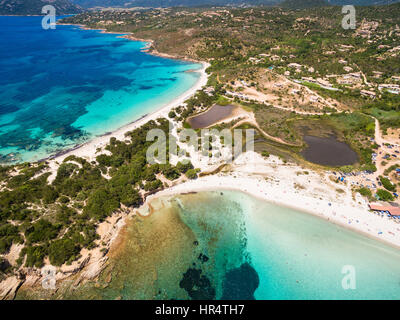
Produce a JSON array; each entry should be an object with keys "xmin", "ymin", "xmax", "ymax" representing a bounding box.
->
[
  {"xmin": 354, "ymin": 63, "xmax": 370, "ymax": 86},
  {"xmin": 373, "ymin": 116, "xmax": 399, "ymax": 147},
  {"xmin": 285, "ymin": 79, "xmax": 341, "ymax": 113},
  {"xmin": 232, "ymin": 113, "xmax": 301, "ymax": 147}
]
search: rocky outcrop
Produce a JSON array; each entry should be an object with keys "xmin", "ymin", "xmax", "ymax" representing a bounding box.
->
[
  {"xmin": 0, "ymin": 276, "xmax": 24, "ymax": 300},
  {"xmin": 74, "ymin": 256, "xmax": 108, "ymax": 286}
]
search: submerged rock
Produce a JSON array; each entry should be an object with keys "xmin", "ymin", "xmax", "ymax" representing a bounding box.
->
[
  {"xmin": 179, "ymin": 267, "xmax": 215, "ymax": 300},
  {"xmin": 198, "ymin": 253, "xmax": 209, "ymax": 263},
  {"xmin": 221, "ymin": 263, "xmax": 259, "ymax": 300}
]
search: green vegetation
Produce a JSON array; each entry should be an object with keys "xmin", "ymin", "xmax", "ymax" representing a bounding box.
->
[
  {"xmin": 357, "ymin": 187, "xmax": 372, "ymax": 199},
  {"xmin": 1, "ymin": 4, "xmax": 399, "ymax": 277},
  {"xmin": 0, "ymin": 0, "xmax": 82, "ymax": 15},
  {"xmin": 0, "ymin": 118, "xmax": 201, "ymax": 268},
  {"xmin": 25, "ymin": 219, "xmax": 60, "ymax": 244},
  {"xmin": 0, "ymin": 224, "xmax": 23, "ymax": 254},
  {"xmin": 48, "ymin": 238, "xmax": 80, "ymax": 266},
  {"xmin": 384, "ymin": 164, "xmax": 400, "ymax": 176},
  {"xmin": 186, "ymin": 168, "xmax": 201, "ymax": 179},
  {"xmin": 363, "ymin": 108, "xmax": 400, "ymax": 133},
  {"xmin": 0, "ymin": 257, "xmax": 11, "ymax": 277},
  {"xmin": 22, "ymin": 246, "xmax": 47, "ymax": 268},
  {"xmin": 376, "ymin": 189, "xmax": 394, "ymax": 201},
  {"xmin": 60, "ymin": 4, "xmax": 400, "ymax": 169},
  {"xmin": 280, "ymin": 0, "xmax": 328, "ymax": 9},
  {"xmin": 379, "ymin": 176, "xmax": 397, "ymax": 192},
  {"xmin": 251, "ymin": 106, "xmax": 377, "ymax": 170},
  {"xmin": 215, "ymin": 95, "xmax": 231, "ymax": 106}
]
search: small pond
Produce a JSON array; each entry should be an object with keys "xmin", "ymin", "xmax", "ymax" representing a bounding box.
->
[
  {"xmin": 301, "ymin": 135, "xmax": 359, "ymax": 166},
  {"xmin": 187, "ymin": 104, "xmax": 237, "ymax": 129}
]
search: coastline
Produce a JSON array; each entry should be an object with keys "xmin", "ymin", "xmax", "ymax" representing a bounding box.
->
[
  {"xmin": 45, "ymin": 61, "xmax": 209, "ymax": 166},
  {"xmin": 60, "ymin": 22, "xmax": 200, "ymax": 63},
  {"xmin": 47, "ymin": 23, "xmax": 399, "ymax": 250},
  {"xmin": 41, "ymin": 22, "xmax": 210, "ymax": 166},
  {"xmin": 8, "ymin": 154, "xmax": 400, "ymax": 299},
  {"xmin": 1, "ymin": 20, "xmax": 212, "ymax": 299},
  {"xmin": 145, "ymin": 178, "xmax": 400, "ymax": 251},
  {"xmin": 141, "ymin": 154, "xmax": 400, "ymax": 251},
  {"xmin": 3, "ymin": 19, "xmax": 400, "ymax": 299}
]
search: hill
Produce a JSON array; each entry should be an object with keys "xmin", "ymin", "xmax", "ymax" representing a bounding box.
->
[
  {"xmin": 328, "ymin": 0, "xmax": 399, "ymax": 5},
  {"xmin": 72, "ymin": 0, "xmax": 276, "ymax": 9},
  {"xmin": 71, "ymin": 0, "xmax": 399, "ymax": 9},
  {"xmin": 280, "ymin": 0, "xmax": 329, "ymax": 8},
  {"xmin": 0, "ymin": 0, "xmax": 83, "ymax": 15}
]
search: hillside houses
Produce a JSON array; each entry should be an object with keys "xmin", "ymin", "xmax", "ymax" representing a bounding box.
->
[
  {"xmin": 378, "ymin": 84, "xmax": 400, "ymax": 94},
  {"xmin": 360, "ymin": 90, "xmax": 376, "ymax": 98}
]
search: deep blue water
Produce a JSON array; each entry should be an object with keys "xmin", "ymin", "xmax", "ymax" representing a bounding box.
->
[{"xmin": 0, "ymin": 16, "xmax": 201, "ymax": 163}]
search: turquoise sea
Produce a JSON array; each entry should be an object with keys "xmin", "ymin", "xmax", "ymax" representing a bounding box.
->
[
  {"xmin": 175, "ymin": 191, "xmax": 400, "ymax": 300},
  {"xmin": 47, "ymin": 190, "xmax": 400, "ymax": 300},
  {"xmin": 0, "ymin": 16, "xmax": 201, "ymax": 163}
]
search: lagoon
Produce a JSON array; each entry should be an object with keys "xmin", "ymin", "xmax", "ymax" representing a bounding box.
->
[{"xmin": 301, "ymin": 135, "xmax": 359, "ymax": 166}]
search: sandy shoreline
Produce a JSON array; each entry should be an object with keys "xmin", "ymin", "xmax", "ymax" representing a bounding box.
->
[
  {"xmin": 48, "ymin": 61, "xmax": 208, "ymax": 164},
  {"xmin": 3, "ymin": 19, "xmax": 400, "ymax": 299},
  {"xmin": 42, "ymin": 23, "xmax": 210, "ymax": 165},
  {"xmin": 142, "ymin": 153, "xmax": 400, "ymax": 251},
  {"xmin": 146, "ymin": 177, "xmax": 400, "ymax": 251}
]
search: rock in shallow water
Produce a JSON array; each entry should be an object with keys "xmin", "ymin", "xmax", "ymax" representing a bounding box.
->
[
  {"xmin": 179, "ymin": 267, "xmax": 215, "ymax": 300},
  {"xmin": 221, "ymin": 263, "xmax": 259, "ymax": 300}
]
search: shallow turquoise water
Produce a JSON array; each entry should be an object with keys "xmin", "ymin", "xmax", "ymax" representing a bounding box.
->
[
  {"xmin": 229, "ymin": 191, "xmax": 400, "ymax": 299},
  {"xmin": 0, "ymin": 16, "xmax": 201, "ymax": 163},
  {"xmin": 37, "ymin": 190, "xmax": 400, "ymax": 300},
  {"xmin": 175, "ymin": 191, "xmax": 400, "ymax": 300}
]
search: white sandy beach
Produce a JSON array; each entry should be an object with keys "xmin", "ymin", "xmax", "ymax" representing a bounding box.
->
[
  {"xmin": 45, "ymin": 61, "xmax": 210, "ymax": 180},
  {"xmin": 4, "ymin": 21, "xmax": 399, "ymax": 300},
  {"xmin": 143, "ymin": 152, "xmax": 400, "ymax": 250},
  {"xmin": 3, "ymin": 69, "xmax": 399, "ymax": 302},
  {"xmin": 4, "ymin": 16, "xmax": 400, "ymax": 301}
]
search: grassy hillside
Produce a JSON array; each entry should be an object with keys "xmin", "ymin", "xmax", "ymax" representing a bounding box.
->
[
  {"xmin": 280, "ymin": 0, "xmax": 329, "ymax": 9},
  {"xmin": 0, "ymin": 0, "xmax": 82, "ymax": 15}
]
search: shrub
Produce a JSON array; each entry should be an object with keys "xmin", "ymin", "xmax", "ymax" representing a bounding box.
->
[
  {"xmin": 186, "ymin": 168, "xmax": 200, "ymax": 180},
  {"xmin": 379, "ymin": 176, "xmax": 396, "ymax": 192},
  {"xmin": 96, "ymin": 154, "xmax": 113, "ymax": 167},
  {"xmin": 48, "ymin": 238, "xmax": 80, "ymax": 266},
  {"xmin": 357, "ymin": 187, "xmax": 372, "ymax": 198},
  {"xmin": 161, "ymin": 164, "xmax": 180, "ymax": 180},
  {"xmin": 384, "ymin": 164, "xmax": 399, "ymax": 176},
  {"xmin": 42, "ymin": 186, "xmax": 59, "ymax": 204},
  {"xmin": 0, "ymin": 257, "xmax": 11, "ymax": 275},
  {"xmin": 0, "ymin": 224, "xmax": 23, "ymax": 254},
  {"xmin": 23, "ymin": 246, "xmax": 46, "ymax": 268},
  {"xmin": 339, "ymin": 165, "xmax": 354, "ymax": 174},
  {"xmin": 56, "ymin": 205, "xmax": 77, "ymax": 224},
  {"xmin": 176, "ymin": 161, "xmax": 194, "ymax": 174},
  {"xmin": 118, "ymin": 186, "xmax": 142, "ymax": 207},
  {"xmin": 58, "ymin": 195, "xmax": 70, "ymax": 203},
  {"xmin": 83, "ymin": 188, "xmax": 120, "ymax": 220},
  {"xmin": 362, "ymin": 163, "xmax": 377, "ymax": 172},
  {"xmin": 376, "ymin": 189, "xmax": 394, "ymax": 202},
  {"xmin": 25, "ymin": 219, "xmax": 60, "ymax": 244},
  {"xmin": 53, "ymin": 163, "xmax": 78, "ymax": 185},
  {"xmin": 143, "ymin": 180, "xmax": 162, "ymax": 192},
  {"xmin": 168, "ymin": 110, "xmax": 177, "ymax": 118}
]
